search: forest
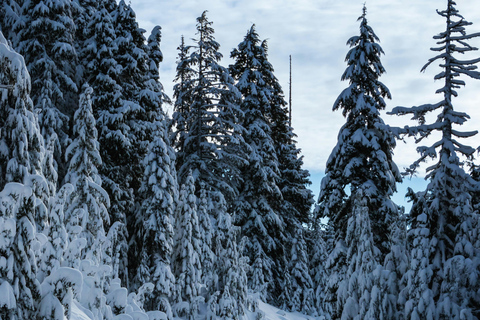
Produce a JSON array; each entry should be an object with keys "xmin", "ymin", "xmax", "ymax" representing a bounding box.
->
[{"xmin": 0, "ymin": 0, "xmax": 480, "ymax": 319}]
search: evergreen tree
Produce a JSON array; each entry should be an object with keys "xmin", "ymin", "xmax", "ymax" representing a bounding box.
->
[
  {"xmin": 287, "ymin": 228, "xmax": 315, "ymax": 315},
  {"xmin": 171, "ymin": 11, "xmax": 248, "ymax": 201},
  {"xmin": 229, "ymin": 24, "xmax": 285, "ymax": 305},
  {"xmin": 400, "ymin": 194, "xmax": 436, "ymax": 320},
  {"xmin": 382, "ymin": 208, "xmax": 408, "ymax": 320},
  {"xmin": 14, "ymin": 0, "xmax": 78, "ymax": 186},
  {"xmin": 214, "ymin": 192, "xmax": 248, "ymax": 318},
  {"xmin": 315, "ymin": 6, "xmax": 401, "ymax": 317},
  {"xmin": 197, "ymin": 183, "xmax": 215, "ymax": 293},
  {"xmin": 133, "ymin": 124, "xmax": 177, "ymax": 319},
  {"xmin": 309, "ymin": 224, "xmax": 330, "ymax": 317},
  {"xmin": 0, "ymin": 32, "xmax": 45, "ymax": 188},
  {"xmin": 80, "ymin": 0, "xmax": 131, "ymax": 284},
  {"xmin": 389, "ymin": 1, "xmax": 480, "ymax": 316},
  {"xmin": 231, "ymin": 26, "xmax": 314, "ymax": 305},
  {"xmin": 127, "ymin": 24, "xmax": 172, "ymax": 289},
  {"xmin": 9, "ymin": 185, "xmax": 42, "ymax": 319},
  {"xmin": 171, "ymin": 34, "xmax": 193, "ymax": 165},
  {"xmin": 0, "ymin": 0, "xmax": 20, "ymax": 41},
  {"xmin": 172, "ymin": 171, "xmax": 202, "ymax": 319},
  {"xmin": 64, "ymin": 85, "xmax": 110, "ymax": 264},
  {"xmin": 339, "ymin": 189, "xmax": 383, "ymax": 320}
]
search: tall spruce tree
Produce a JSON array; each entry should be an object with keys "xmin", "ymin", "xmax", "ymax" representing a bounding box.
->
[
  {"xmin": 229, "ymin": 25, "xmax": 285, "ymax": 304},
  {"xmin": 14, "ymin": 0, "xmax": 78, "ymax": 187},
  {"xmin": 172, "ymin": 172, "xmax": 202, "ymax": 319},
  {"xmin": 127, "ymin": 23, "xmax": 172, "ymax": 292},
  {"xmin": 171, "ymin": 11, "xmax": 248, "ymax": 202},
  {"xmin": 0, "ymin": 31, "xmax": 45, "ymax": 187},
  {"xmin": 231, "ymin": 26, "xmax": 314, "ymax": 307},
  {"xmin": 64, "ymin": 85, "xmax": 110, "ymax": 265},
  {"xmin": 389, "ymin": 1, "xmax": 480, "ymax": 317},
  {"xmin": 132, "ymin": 124, "xmax": 177, "ymax": 318},
  {"xmin": 315, "ymin": 7, "xmax": 401, "ymax": 318},
  {"xmin": 0, "ymin": 32, "xmax": 43, "ymax": 319},
  {"xmin": 80, "ymin": 0, "xmax": 131, "ymax": 284}
]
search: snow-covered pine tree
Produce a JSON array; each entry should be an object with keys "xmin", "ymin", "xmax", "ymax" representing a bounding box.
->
[
  {"xmin": 389, "ymin": 1, "xmax": 480, "ymax": 316},
  {"xmin": 112, "ymin": 0, "xmax": 157, "ymax": 191},
  {"xmin": 382, "ymin": 206, "xmax": 408, "ymax": 320},
  {"xmin": 315, "ymin": 6, "xmax": 401, "ymax": 317},
  {"xmin": 229, "ymin": 24, "xmax": 286, "ymax": 305},
  {"xmin": 286, "ymin": 228, "xmax": 315, "ymax": 315},
  {"xmin": 0, "ymin": 34, "xmax": 47, "ymax": 309},
  {"xmin": 145, "ymin": 25, "xmax": 171, "ymax": 110},
  {"xmin": 0, "ymin": 31, "xmax": 45, "ymax": 189},
  {"xmin": 230, "ymin": 26, "xmax": 314, "ymax": 307},
  {"xmin": 0, "ymin": 0, "xmax": 20, "ymax": 42},
  {"xmin": 80, "ymin": 0, "xmax": 131, "ymax": 285},
  {"xmin": 14, "ymin": 0, "xmax": 78, "ymax": 187},
  {"xmin": 339, "ymin": 189, "xmax": 383, "ymax": 320},
  {"xmin": 0, "ymin": 184, "xmax": 41, "ymax": 320},
  {"xmin": 263, "ymin": 37, "xmax": 314, "ymax": 261},
  {"xmin": 127, "ymin": 23, "xmax": 172, "ymax": 289},
  {"xmin": 197, "ymin": 183, "xmax": 215, "ymax": 294},
  {"xmin": 64, "ymin": 84, "xmax": 110, "ymax": 264},
  {"xmin": 132, "ymin": 123, "xmax": 177, "ymax": 319},
  {"xmin": 213, "ymin": 192, "xmax": 248, "ymax": 318},
  {"xmin": 309, "ymin": 223, "xmax": 330, "ymax": 318},
  {"xmin": 172, "ymin": 171, "xmax": 202, "ymax": 319},
  {"xmin": 399, "ymin": 193, "xmax": 436, "ymax": 320},
  {"xmin": 171, "ymin": 11, "xmax": 248, "ymax": 202},
  {"xmin": 38, "ymin": 183, "xmax": 73, "ymax": 281},
  {"xmin": 171, "ymin": 34, "xmax": 193, "ymax": 166}
]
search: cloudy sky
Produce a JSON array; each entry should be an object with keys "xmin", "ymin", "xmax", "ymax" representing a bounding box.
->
[{"xmin": 131, "ymin": 0, "xmax": 480, "ymax": 204}]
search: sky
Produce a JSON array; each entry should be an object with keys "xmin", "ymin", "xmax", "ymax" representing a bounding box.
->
[{"xmin": 130, "ymin": 0, "xmax": 480, "ymax": 206}]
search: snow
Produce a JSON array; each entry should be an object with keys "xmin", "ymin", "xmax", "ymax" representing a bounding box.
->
[
  {"xmin": 0, "ymin": 281, "xmax": 16, "ymax": 309},
  {"xmin": 253, "ymin": 300, "xmax": 320, "ymax": 320},
  {"xmin": 71, "ymin": 300, "xmax": 94, "ymax": 320}
]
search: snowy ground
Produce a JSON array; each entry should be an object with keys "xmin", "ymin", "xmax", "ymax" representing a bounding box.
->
[
  {"xmin": 71, "ymin": 298, "xmax": 321, "ymax": 320},
  {"xmin": 251, "ymin": 301, "xmax": 321, "ymax": 320}
]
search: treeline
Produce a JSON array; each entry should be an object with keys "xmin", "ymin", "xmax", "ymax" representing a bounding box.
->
[{"xmin": 0, "ymin": 0, "xmax": 480, "ymax": 319}]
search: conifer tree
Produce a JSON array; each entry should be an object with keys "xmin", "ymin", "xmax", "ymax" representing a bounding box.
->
[
  {"xmin": 198, "ymin": 183, "xmax": 215, "ymax": 292},
  {"xmin": 172, "ymin": 35, "xmax": 193, "ymax": 163},
  {"xmin": 171, "ymin": 11, "xmax": 248, "ymax": 201},
  {"xmin": 339, "ymin": 189, "xmax": 383, "ymax": 320},
  {"xmin": 133, "ymin": 124, "xmax": 177, "ymax": 318},
  {"xmin": 264, "ymin": 36, "xmax": 314, "ymax": 236},
  {"xmin": 64, "ymin": 85, "xmax": 110, "ymax": 264},
  {"xmin": 315, "ymin": 6, "xmax": 401, "ymax": 317},
  {"xmin": 0, "ymin": 32, "xmax": 45, "ymax": 189},
  {"xmin": 172, "ymin": 172, "xmax": 202, "ymax": 319},
  {"xmin": 214, "ymin": 192, "xmax": 248, "ymax": 318},
  {"xmin": 231, "ymin": 27, "xmax": 314, "ymax": 305},
  {"xmin": 309, "ymin": 225, "xmax": 330, "ymax": 317},
  {"xmin": 229, "ymin": 24, "xmax": 285, "ymax": 305},
  {"xmin": 287, "ymin": 228, "xmax": 315, "ymax": 315},
  {"xmin": 400, "ymin": 195, "xmax": 436, "ymax": 320},
  {"xmin": 80, "ymin": 0, "xmax": 131, "ymax": 284},
  {"xmin": 10, "ymin": 186, "xmax": 42, "ymax": 319},
  {"xmin": 14, "ymin": 0, "xmax": 78, "ymax": 186},
  {"xmin": 0, "ymin": 0, "xmax": 20, "ymax": 41},
  {"xmin": 389, "ymin": 1, "xmax": 480, "ymax": 316},
  {"xmin": 127, "ymin": 23, "xmax": 172, "ymax": 292},
  {"xmin": 382, "ymin": 208, "xmax": 408, "ymax": 320},
  {"xmin": 0, "ymin": 34, "xmax": 46, "ymax": 309}
]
